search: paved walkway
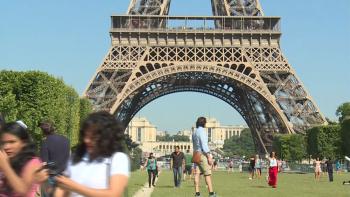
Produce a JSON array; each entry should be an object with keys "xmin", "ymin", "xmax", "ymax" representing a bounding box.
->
[{"xmin": 133, "ymin": 174, "xmax": 159, "ymax": 197}]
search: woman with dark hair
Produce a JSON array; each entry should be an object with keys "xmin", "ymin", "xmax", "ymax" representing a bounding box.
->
[
  {"xmin": 267, "ymin": 151, "xmax": 278, "ymax": 188},
  {"xmin": 55, "ymin": 111, "xmax": 130, "ymax": 197},
  {"xmin": 0, "ymin": 121, "xmax": 47, "ymax": 196},
  {"xmin": 142, "ymin": 152, "xmax": 157, "ymax": 188}
]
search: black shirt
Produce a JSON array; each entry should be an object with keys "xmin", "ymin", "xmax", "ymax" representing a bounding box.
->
[
  {"xmin": 326, "ymin": 160, "xmax": 334, "ymax": 172},
  {"xmin": 40, "ymin": 134, "xmax": 70, "ymax": 173},
  {"xmin": 171, "ymin": 152, "xmax": 185, "ymax": 168},
  {"xmin": 250, "ymin": 158, "xmax": 255, "ymax": 168}
]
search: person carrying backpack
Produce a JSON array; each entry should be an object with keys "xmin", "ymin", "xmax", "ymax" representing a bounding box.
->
[{"xmin": 143, "ymin": 153, "xmax": 157, "ymax": 188}]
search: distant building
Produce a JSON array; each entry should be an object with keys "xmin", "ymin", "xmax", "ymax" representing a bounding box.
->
[
  {"xmin": 142, "ymin": 141, "xmax": 193, "ymax": 157},
  {"xmin": 193, "ymin": 118, "xmax": 248, "ymax": 149},
  {"xmin": 126, "ymin": 117, "xmax": 247, "ymax": 154},
  {"xmin": 126, "ymin": 117, "xmax": 156, "ymax": 143}
]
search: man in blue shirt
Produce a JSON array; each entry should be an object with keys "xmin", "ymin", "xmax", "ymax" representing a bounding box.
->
[{"xmin": 192, "ymin": 117, "xmax": 216, "ymax": 197}]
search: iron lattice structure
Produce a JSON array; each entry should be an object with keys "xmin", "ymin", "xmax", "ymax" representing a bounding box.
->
[{"xmin": 84, "ymin": 0, "xmax": 327, "ymax": 154}]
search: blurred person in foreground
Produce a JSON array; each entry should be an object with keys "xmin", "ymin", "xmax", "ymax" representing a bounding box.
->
[
  {"xmin": 54, "ymin": 112, "xmax": 130, "ymax": 197},
  {"xmin": 0, "ymin": 121, "xmax": 47, "ymax": 196}
]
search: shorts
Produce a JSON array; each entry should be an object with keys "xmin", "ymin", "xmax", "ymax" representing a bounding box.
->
[
  {"xmin": 255, "ymin": 168, "xmax": 261, "ymax": 174},
  {"xmin": 197, "ymin": 155, "xmax": 212, "ymax": 176},
  {"xmin": 185, "ymin": 165, "xmax": 192, "ymax": 175}
]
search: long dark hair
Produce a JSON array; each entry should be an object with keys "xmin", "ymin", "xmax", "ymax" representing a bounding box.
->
[
  {"xmin": 1, "ymin": 122, "xmax": 37, "ymax": 174},
  {"xmin": 72, "ymin": 111, "xmax": 126, "ymax": 164}
]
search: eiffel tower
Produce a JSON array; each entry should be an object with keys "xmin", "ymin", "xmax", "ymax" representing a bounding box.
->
[{"xmin": 84, "ymin": 0, "xmax": 327, "ymax": 154}]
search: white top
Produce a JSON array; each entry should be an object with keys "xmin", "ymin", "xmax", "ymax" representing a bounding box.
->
[
  {"xmin": 269, "ymin": 158, "xmax": 277, "ymax": 167},
  {"xmin": 65, "ymin": 152, "xmax": 130, "ymax": 197}
]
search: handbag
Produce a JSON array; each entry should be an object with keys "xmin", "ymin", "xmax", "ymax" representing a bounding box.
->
[{"xmin": 192, "ymin": 151, "xmax": 201, "ymax": 164}]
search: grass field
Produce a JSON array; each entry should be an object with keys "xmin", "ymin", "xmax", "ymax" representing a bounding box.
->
[
  {"xmin": 133, "ymin": 170, "xmax": 350, "ymax": 197},
  {"xmin": 127, "ymin": 170, "xmax": 148, "ymax": 196}
]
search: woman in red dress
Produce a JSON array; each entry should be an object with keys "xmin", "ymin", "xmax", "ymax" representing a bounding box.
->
[{"xmin": 268, "ymin": 151, "xmax": 278, "ymax": 188}]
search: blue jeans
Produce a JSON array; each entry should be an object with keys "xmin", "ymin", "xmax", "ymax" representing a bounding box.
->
[{"xmin": 173, "ymin": 166, "xmax": 182, "ymax": 187}]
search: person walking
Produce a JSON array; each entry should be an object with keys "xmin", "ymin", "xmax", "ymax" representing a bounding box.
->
[
  {"xmin": 227, "ymin": 159, "xmax": 234, "ymax": 173},
  {"xmin": 249, "ymin": 156, "xmax": 255, "ymax": 180},
  {"xmin": 255, "ymin": 155, "xmax": 262, "ymax": 179},
  {"xmin": 170, "ymin": 146, "xmax": 185, "ymax": 187},
  {"xmin": 326, "ymin": 158, "xmax": 334, "ymax": 182},
  {"xmin": 39, "ymin": 120, "xmax": 70, "ymax": 174},
  {"xmin": 54, "ymin": 112, "xmax": 130, "ymax": 197},
  {"xmin": 314, "ymin": 157, "xmax": 322, "ymax": 181},
  {"xmin": 267, "ymin": 151, "xmax": 278, "ymax": 188},
  {"xmin": 143, "ymin": 152, "xmax": 157, "ymax": 188},
  {"xmin": 0, "ymin": 121, "xmax": 47, "ymax": 196},
  {"xmin": 335, "ymin": 160, "xmax": 341, "ymax": 175},
  {"xmin": 239, "ymin": 162, "xmax": 243, "ymax": 173},
  {"xmin": 192, "ymin": 117, "xmax": 217, "ymax": 197},
  {"xmin": 184, "ymin": 149, "xmax": 193, "ymax": 181}
]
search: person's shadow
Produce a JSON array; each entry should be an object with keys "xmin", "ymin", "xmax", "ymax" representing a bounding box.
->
[{"xmin": 251, "ymin": 185, "xmax": 270, "ymax": 189}]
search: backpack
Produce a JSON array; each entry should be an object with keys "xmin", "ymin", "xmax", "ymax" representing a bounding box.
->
[{"xmin": 148, "ymin": 158, "xmax": 157, "ymax": 170}]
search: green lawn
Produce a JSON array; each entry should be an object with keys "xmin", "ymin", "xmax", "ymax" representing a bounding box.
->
[
  {"xmin": 126, "ymin": 170, "xmax": 148, "ymax": 197},
  {"xmin": 149, "ymin": 170, "xmax": 350, "ymax": 197}
]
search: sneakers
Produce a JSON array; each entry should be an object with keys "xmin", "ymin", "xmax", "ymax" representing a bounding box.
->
[
  {"xmin": 195, "ymin": 192, "xmax": 217, "ymax": 197},
  {"xmin": 209, "ymin": 192, "xmax": 217, "ymax": 197}
]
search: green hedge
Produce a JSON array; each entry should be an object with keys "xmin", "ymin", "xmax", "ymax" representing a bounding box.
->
[
  {"xmin": 273, "ymin": 134, "xmax": 306, "ymax": 162},
  {"xmin": 0, "ymin": 70, "xmax": 92, "ymax": 147},
  {"xmin": 341, "ymin": 118, "xmax": 350, "ymax": 156},
  {"xmin": 306, "ymin": 125, "xmax": 341, "ymax": 159}
]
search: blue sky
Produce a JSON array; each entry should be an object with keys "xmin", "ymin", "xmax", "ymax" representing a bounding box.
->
[{"xmin": 1, "ymin": 0, "xmax": 349, "ymax": 132}]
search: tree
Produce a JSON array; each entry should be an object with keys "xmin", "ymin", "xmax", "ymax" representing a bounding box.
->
[
  {"xmin": 125, "ymin": 134, "xmax": 142, "ymax": 171},
  {"xmin": 157, "ymin": 133, "xmax": 172, "ymax": 141},
  {"xmin": 0, "ymin": 70, "xmax": 82, "ymax": 147},
  {"xmin": 156, "ymin": 133, "xmax": 190, "ymax": 142},
  {"xmin": 306, "ymin": 125, "xmax": 341, "ymax": 159},
  {"xmin": 273, "ymin": 134, "xmax": 307, "ymax": 162},
  {"xmin": 336, "ymin": 102, "xmax": 350, "ymax": 122},
  {"xmin": 79, "ymin": 98, "xmax": 93, "ymax": 124},
  {"xmin": 222, "ymin": 129, "xmax": 255, "ymax": 157},
  {"xmin": 341, "ymin": 118, "xmax": 350, "ymax": 156},
  {"xmin": 172, "ymin": 134, "xmax": 190, "ymax": 142}
]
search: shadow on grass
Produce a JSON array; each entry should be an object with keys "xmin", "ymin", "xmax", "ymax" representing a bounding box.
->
[
  {"xmin": 250, "ymin": 185, "xmax": 270, "ymax": 189},
  {"xmin": 156, "ymin": 185, "xmax": 174, "ymax": 188}
]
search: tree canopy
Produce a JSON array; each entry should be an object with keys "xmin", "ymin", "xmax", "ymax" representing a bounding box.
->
[
  {"xmin": 0, "ymin": 70, "xmax": 92, "ymax": 147},
  {"xmin": 157, "ymin": 133, "xmax": 190, "ymax": 142},
  {"xmin": 336, "ymin": 102, "xmax": 350, "ymax": 122},
  {"xmin": 273, "ymin": 134, "xmax": 306, "ymax": 162},
  {"xmin": 222, "ymin": 129, "xmax": 255, "ymax": 157}
]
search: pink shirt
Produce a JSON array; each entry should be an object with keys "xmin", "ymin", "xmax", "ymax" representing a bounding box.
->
[{"xmin": 0, "ymin": 157, "xmax": 41, "ymax": 197}]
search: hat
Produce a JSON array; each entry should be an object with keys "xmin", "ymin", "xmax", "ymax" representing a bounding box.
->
[{"xmin": 16, "ymin": 120, "xmax": 28, "ymax": 129}]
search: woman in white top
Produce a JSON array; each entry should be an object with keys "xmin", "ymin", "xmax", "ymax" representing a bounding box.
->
[
  {"xmin": 55, "ymin": 112, "xmax": 130, "ymax": 197},
  {"xmin": 267, "ymin": 151, "xmax": 278, "ymax": 188}
]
